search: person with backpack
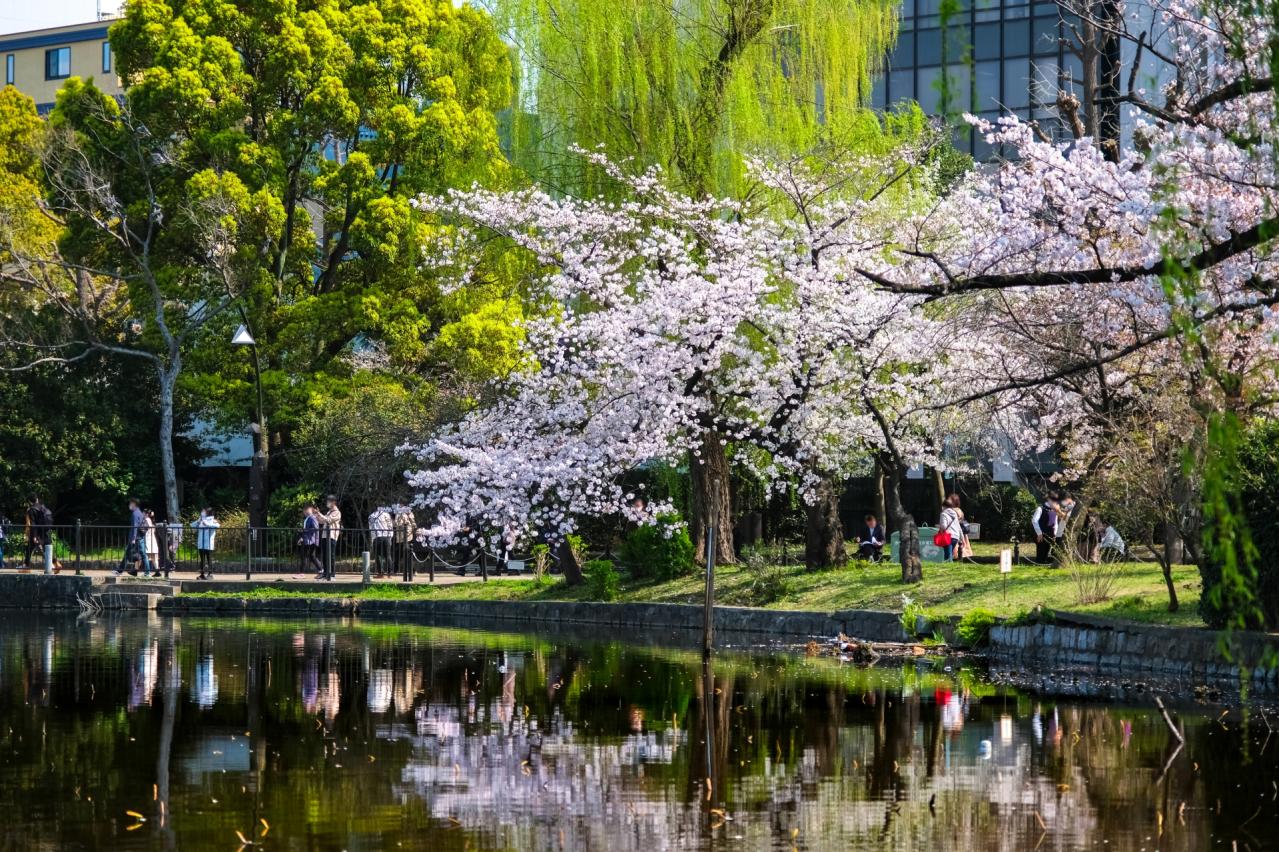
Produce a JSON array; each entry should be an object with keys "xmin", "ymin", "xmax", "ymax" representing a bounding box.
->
[
  {"xmin": 23, "ymin": 496, "xmax": 52, "ymax": 571},
  {"xmin": 191, "ymin": 507, "xmax": 220, "ymax": 579}
]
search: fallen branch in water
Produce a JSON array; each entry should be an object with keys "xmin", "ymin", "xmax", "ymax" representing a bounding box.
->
[{"xmin": 1155, "ymin": 696, "xmax": 1185, "ymax": 743}]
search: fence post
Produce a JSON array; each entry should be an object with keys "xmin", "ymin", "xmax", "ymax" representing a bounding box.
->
[
  {"xmin": 362, "ymin": 551, "xmax": 371, "ymax": 585},
  {"xmin": 480, "ymin": 549, "xmax": 489, "ymax": 582},
  {"xmin": 43, "ymin": 542, "xmax": 54, "ymax": 575},
  {"xmin": 74, "ymin": 519, "xmax": 82, "ymax": 576},
  {"xmin": 703, "ymin": 489, "xmax": 718, "ymax": 657},
  {"xmin": 245, "ymin": 525, "xmax": 253, "ymax": 581},
  {"xmin": 428, "ymin": 549, "xmax": 435, "ymax": 584}
]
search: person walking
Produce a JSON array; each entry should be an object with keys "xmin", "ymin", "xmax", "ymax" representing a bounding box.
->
[
  {"xmin": 23, "ymin": 495, "xmax": 53, "ymax": 571},
  {"xmin": 369, "ymin": 506, "xmax": 393, "ymax": 579},
  {"xmin": 854, "ymin": 513, "xmax": 886, "ymax": 562},
  {"xmin": 393, "ymin": 505, "xmax": 416, "ymax": 581},
  {"xmin": 191, "ymin": 507, "xmax": 220, "ymax": 579},
  {"xmin": 319, "ymin": 495, "xmax": 342, "ymax": 581},
  {"xmin": 141, "ymin": 510, "xmax": 160, "ymax": 579},
  {"xmin": 301, "ymin": 505, "xmax": 323, "ymax": 578},
  {"xmin": 157, "ymin": 517, "xmax": 179, "ymax": 577},
  {"xmin": 1031, "ymin": 491, "xmax": 1061, "ymax": 565},
  {"xmin": 115, "ymin": 498, "xmax": 150, "ymax": 576},
  {"xmin": 0, "ymin": 514, "xmax": 8, "ymax": 570},
  {"xmin": 937, "ymin": 494, "xmax": 965, "ymax": 562}
]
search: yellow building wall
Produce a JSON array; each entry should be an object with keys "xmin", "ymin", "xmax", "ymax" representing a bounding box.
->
[{"xmin": 3, "ymin": 25, "xmax": 122, "ymax": 110}]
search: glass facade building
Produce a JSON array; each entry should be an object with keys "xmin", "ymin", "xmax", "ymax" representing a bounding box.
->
[{"xmin": 869, "ymin": 0, "xmax": 1115, "ymax": 157}]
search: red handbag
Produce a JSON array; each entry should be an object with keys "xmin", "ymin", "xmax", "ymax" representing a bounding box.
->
[{"xmin": 933, "ymin": 531, "xmax": 952, "ymax": 547}]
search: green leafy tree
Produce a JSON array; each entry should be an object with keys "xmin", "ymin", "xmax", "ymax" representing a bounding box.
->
[
  {"xmin": 108, "ymin": 0, "xmax": 516, "ymax": 523},
  {"xmin": 0, "ymin": 83, "xmax": 279, "ymax": 522}
]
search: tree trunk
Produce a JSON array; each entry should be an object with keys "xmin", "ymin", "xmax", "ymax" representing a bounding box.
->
[
  {"xmin": 1162, "ymin": 522, "xmax": 1185, "ymax": 567},
  {"xmin": 1159, "ymin": 552, "xmax": 1181, "ymax": 613},
  {"xmin": 804, "ymin": 476, "xmax": 845, "ymax": 570},
  {"xmin": 157, "ymin": 366, "xmax": 181, "ymax": 524},
  {"xmin": 929, "ymin": 467, "xmax": 946, "ymax": 519},
  {"xmin": 873, "ymin": 457, "xmax": 887, "ymax": 533},
  {"xmin": 882, "ymin": 455, "xmax": 922, "ymax": 583},
  {"xmin": 690, "ymin": 431, "xmax": 736, "ymax": 565},
  {"xmin": 558, "ymin": 539, "xmax": 584, "ymax": 586}
]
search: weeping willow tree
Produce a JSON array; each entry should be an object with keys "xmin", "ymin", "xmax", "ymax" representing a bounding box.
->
[
  {"xmin": 485, "ymin": 0, "xmax": 901, "ymax": 564},
  {"xmin": 490, "ymin": 0, "xmax": 899, "ymax": 198}
]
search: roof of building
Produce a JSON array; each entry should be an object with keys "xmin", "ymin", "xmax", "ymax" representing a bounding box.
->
[{"xmin": 0, "ymin": 19, "xmax": 116, "ymax": 53}]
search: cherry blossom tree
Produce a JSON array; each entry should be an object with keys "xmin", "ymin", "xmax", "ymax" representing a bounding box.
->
[
  {"xmin": 405, "ymin": 138, "xmax": 992, "ymax": 578},
  {"xmin": 859, "ymin": 0, "xmax": 1279, "ymax": 604}
]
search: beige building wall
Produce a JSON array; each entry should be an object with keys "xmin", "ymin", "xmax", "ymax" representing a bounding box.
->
[{"xmin": 1, "ymin": 20, "xmax": 123, "ymax": 113}]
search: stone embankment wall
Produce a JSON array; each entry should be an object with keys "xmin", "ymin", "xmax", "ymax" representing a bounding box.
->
[
  {"xmin": 0, "ymin": 575, "xmax": 93, "ymax": 607},
  {"xmin": 989, "ymin": 612, "xmax": 1279, "ymax": 691},
  {"xmin": 158, "ymin": 597, "xmax": 911, "ymax": 642}
]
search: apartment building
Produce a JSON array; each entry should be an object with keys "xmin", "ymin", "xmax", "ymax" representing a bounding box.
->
[{"xmin": 0, "ymin": 19, "xmax": 122, "ymax": 114}]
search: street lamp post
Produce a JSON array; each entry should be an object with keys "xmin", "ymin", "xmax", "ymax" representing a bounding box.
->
[{"xmin": 232, "ymin": 323, "xmax": 268, "ymax": 538}]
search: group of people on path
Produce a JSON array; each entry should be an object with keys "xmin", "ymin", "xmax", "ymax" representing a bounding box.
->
[{"xmin": 849, "ymin": 488, "xmax": 1125, "ymax": 566}]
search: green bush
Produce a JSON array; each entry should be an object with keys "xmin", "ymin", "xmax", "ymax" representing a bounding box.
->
[
  {"xmin": 1200, "ymin": 418, "xmax": 1279, "ymax": 629},
  {"xmin": 618, "ymin": 515, "xmax": 694, "ymax": 581},
  {"xmin": 584, "ymin": 559, "xmax": 621, "ymax": 601},
  {"xmin": 956, "ymin": 608, "xmax": 999, "ymax": 648}
]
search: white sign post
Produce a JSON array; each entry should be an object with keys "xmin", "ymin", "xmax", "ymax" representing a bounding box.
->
[{"xmin": 1000, "ymin": 548, "xmax": 1012, "ymax": 602}]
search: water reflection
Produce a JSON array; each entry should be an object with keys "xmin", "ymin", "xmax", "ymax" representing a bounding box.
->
[{"xmin": 0, "ymin": 614, "xmax": 1274, "ymax": 850}]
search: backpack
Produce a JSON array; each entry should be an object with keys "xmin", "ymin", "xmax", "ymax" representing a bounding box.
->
[{"xmin": 36, "ymin": 505, "xmax": 53, "ymax": 529}]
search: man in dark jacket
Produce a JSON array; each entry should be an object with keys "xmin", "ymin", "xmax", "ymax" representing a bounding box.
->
[
  {"xmin": 116, "ymin": 498, "xmax": 146, "ymax": 576},
  {"xmin": 23, "ymin": 495, "xmax": 52, "ymax": 570},
  {"xmin": 854, "ymin": 513, "xmax": 886, "ymax": 562}
]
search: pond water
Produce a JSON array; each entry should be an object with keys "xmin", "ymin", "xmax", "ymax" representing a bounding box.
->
[{"xmin": 0, "ymin": 614, "xmax": 1276, "ymax": 851}]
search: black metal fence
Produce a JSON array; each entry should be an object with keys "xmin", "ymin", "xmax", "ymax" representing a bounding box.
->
[{"xmin": 0, "ymin": 522, "xmax": 531, "ymax": 582}]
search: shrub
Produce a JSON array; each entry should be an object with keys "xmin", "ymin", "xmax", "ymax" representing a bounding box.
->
[
  {"xmin": 584, "ymin": 559, "xmax": 620, "ymax": 601},
  {"xmin": 956, "ymin": 608, "xmax": 998, "ymax": 647},
  {"xmin": 530, "ymin": 543, "xmax": 551, "ymax": 585},
  {"xmin": 732, "ymin": 547, "xmax": 789, "ymax": 606},
  {"xmin": 1064, "ymin": 550, "xmax": 1124, "ymax": 605},
  {"xmin": 1200, "ymin": 418, "xmax": 1279, "ymax": 629},
  {"xmin": 618, "ymin": 515, "xmax": 694, "ymax": 581}
]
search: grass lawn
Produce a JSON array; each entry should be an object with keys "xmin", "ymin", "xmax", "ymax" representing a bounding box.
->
[{"xmin": 187, "ymin": 554, "xmax": 1206, "ymax": 629}]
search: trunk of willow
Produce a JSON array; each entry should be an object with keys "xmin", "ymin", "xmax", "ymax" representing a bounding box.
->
[
  {"xmin": 157, "ymin": 363, "xmax": 181, "ymax": 525},
  {"xmin": 804, "ymin": 476, "xmax": 845, "ymax": 570},
  {"xmin": 882, "ymin": 455, "xmax": 922, "ymax": 583},
  {"xmin": 691, "ymin": 431, "xmax": 736, "ymax": 565}
]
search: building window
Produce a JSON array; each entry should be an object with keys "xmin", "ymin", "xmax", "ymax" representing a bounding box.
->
[
  {"xmin": 45, "ymin": 47, "xmax": 71, "ymax": 80},
  {"xmin": 4, "ymin": 54, "xmax": 13, "ymax": 86},
  {"xmin": 102, "ymin": 42, "xmax": 111, "ymax": 73}
]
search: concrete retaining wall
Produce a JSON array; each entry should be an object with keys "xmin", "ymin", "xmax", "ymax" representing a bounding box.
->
[
  {"xmin": 989, "ymin": 612, "xmax": 1279, "ymax": 691},
  {"xmin": 159, "ymin": 596, "xmax": 910, "ymax": 642},
  {"xmin": 0, "ymin": 575, "xmax": 93, "ymax": 608}
]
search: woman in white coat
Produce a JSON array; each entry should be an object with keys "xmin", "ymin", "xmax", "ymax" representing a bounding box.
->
[{"xmin": 141, "ymin": 510, "xmax": 159, "ymax": 578}]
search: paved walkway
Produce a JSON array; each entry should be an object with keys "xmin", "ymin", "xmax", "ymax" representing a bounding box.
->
[{"xmin": 5, "ymin": 565, "xmax": 527, "ymax": 588}]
